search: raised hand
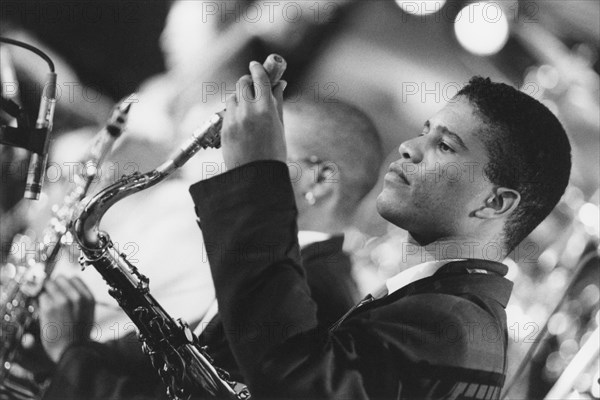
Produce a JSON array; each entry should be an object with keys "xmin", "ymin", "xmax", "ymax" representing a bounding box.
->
[{"xmin": 221, "ymin": 60, "xmax": 287, "ymax": 170}]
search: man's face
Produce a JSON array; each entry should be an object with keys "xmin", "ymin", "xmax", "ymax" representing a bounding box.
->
[{"xmin": 376, "ymin": 97, "xmax": 494, "ymax": 243}]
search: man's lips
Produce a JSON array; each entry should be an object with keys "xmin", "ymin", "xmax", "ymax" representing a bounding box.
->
[{"xmin": 387, "ymin": 163, "xmax": 410, "ymax": 185}]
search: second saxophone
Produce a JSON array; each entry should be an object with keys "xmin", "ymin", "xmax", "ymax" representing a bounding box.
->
[{"xmin": 0, "ymin": 99, "xmax": 131, "ymax": 400}]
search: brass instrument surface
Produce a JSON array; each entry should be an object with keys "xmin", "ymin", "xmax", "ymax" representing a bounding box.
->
[{"xmin": 78, "ymin": 239, "xmax": 249, "ymax": 400}]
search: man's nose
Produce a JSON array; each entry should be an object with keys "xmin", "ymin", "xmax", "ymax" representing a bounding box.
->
[{"xmin": 398, "ymin": 138, "xmax": 423, "ymax": 164}]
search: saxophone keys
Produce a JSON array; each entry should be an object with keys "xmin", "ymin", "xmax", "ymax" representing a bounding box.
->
[
  {"xmin": 165, "ymin": 384, "xmax": 185, "ymax": 400},
  {"xmin": 176, "ymin": 318, "xmax": 194, "ymax": 343},
  {"xmin": 237, "ymin": 386, "xmax": 252, "ymax": 400},
  {"xmin": 78, "ymin": 255, "xmax": 89, "ymax": 270},
  {"xmin": 141, "ymin": 342, "xmax": 151, "ymax": 355}
]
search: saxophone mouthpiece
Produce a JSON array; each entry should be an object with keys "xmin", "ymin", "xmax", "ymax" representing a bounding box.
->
[
  {"xmin": 120, "ymin": 101, "xmax": 132, "ymax": 114},
  {"xmin": 263, "ymin": 54, "xmax": 287, "ymax": 84},
  {"xmin": 119, "ymin": 93, "xmax": 137, "ymax": 112},
  {"xmin": 107, "ymin": 94, "xmax": 136, "ymax": 138}
]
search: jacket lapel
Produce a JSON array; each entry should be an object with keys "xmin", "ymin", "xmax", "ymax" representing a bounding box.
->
[{"xmin": 331, "ymin": 259, "xmax": 513, "ymax": 330}]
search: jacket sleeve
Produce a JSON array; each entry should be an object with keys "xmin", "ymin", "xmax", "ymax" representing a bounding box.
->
[{"xmin": 189, "ymin": 161, "xmax": 375, "ymax": 397}]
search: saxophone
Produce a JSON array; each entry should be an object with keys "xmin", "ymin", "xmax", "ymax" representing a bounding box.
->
[
  {"xmin": 0, "ymin": 98, "xmax": 131, "ymax": 400},
  {"xmin": 72, "ymin": 54, "xmax": 286, "ymax": 400}
]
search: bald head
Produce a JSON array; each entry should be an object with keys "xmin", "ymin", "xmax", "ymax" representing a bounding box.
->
[{"xmin": 284, "ymin": 101, "xmax": 382, "ymax": 224}]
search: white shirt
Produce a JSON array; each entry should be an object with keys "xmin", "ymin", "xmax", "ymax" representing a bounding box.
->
[
  {"xmin": 297, "ymin": 230, "xmax": 332, "ymax": 248},
  {"xmin": 371, "ymin": 259, "xmax": 466, "ymax": 299}
]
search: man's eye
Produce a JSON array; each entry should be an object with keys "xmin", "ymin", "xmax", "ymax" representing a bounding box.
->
[{"xmin": 439, "ymin": 142, "xmax": 454, "ymax": 152}]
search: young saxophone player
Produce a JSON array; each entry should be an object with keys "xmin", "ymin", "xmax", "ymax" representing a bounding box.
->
[
  {"xmin": 187, "ymin": 64, "xmax": 571, "ymax": 399},
  {"xmin": 37, "ymin": 99, "xmax": 383, "ymax": 400}
]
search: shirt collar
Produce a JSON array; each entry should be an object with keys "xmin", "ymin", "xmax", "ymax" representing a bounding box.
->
[
  {"xmin": 371, "ymin": 259, "xmax": 466, "ymax": 299},
  {"xmin": 298, "ymin": 230, "xmax": 332, "ymax": 248}
]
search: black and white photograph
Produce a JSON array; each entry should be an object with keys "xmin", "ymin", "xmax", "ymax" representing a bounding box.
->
[{"xmin": 1, "ymin": 1, "xmax": 598, "ymax": 399}]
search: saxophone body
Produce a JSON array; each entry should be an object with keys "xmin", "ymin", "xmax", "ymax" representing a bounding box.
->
[
  {"xmin": 73, "ymin": 115, "xmax": 250, "ymax": 400},
  {"xmin": 0, "ymin": 99, "xmax": 131, "ymax": 399},
  {"xmin": 77, "ymin": 234, "xmax": 250, "ymax": 400}
]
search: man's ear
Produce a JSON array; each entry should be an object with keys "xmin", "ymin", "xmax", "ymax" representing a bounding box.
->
[
  {"xmin": 308, "ymin": 163, "xmax": 337, "ymax": 203},
  {"xmin": 474, "ymin": 187, "xmax": 520, "ymax": 219}
]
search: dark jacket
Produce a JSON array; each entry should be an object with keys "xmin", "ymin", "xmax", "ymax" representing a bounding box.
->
[
  {"xmin": 189, "ymin": 160, "xmax": 513, "ymax": 400},
  {"xmin": 200, "ymin": 235, "xmax": 358, "ymax": 382}
]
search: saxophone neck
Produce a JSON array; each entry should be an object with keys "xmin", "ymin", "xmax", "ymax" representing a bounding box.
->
[
  {"xmin": 74, "ymin": 104, "xmax": 222, "ymax": 251},
  {"xmin": 83, "ymin": 98, "xmax": 132, "ymax": 170},
  {"xmin": 74, "ymin": 169, "xmax": 166, "ymax": 250},
  {"xmin": 72, "ymin": 97, "xmax": 136, "ymax": 250}
]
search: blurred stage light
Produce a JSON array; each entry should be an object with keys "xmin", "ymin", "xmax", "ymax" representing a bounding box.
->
[
  {"xmin": 578, "ymin": 202, "xmax": 600, "ymax": 236},
  {"xmin": 580, "ymin": 284, "xmax": 600, "ymax": 308},
  {"xmin": 539, "ymin": 248, "xmax": 559, "ymax": 271},
  {"xmin": 559, "ymin": 339, "xmax": 579, "ymax": 360},
  {"xmin": 544, "ymin": 351, "xmax": 565, "ymax": 377},
  {"xmin": 454, "ymin": 2, "xmax": 509, "ymax": 56},
  {"xmin": 537, "ymin": 65, "xmax": 560, "ymax": 90},
  {"xmin": 395, "ymin": 0, "xmax": 446, "ymax": 16},
  {"xmin": 547, "ymin": 311, "xmax": 570, "ymax": 336}
]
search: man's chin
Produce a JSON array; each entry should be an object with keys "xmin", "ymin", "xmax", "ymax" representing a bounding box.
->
[
  {"xmin": 376, "ymin": 194, "xmax": 425, "ymax": 235},
  {"xmin": 375, "ymin": 194, "xmax": 404, "ymax": 227}
]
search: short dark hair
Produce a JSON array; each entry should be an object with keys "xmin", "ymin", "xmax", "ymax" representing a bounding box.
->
[
  {"xmin": 284, "ymin": 100, "xmax": 383, "ymax": 221},
  {"xmin": 456, "ymin": 77, "xmax": 571, "ymax": 252}
]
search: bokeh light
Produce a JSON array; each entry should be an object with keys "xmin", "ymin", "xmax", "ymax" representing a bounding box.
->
[
  {"xmin": 548, "ymin": 311, "xmax": 570, "ymax": 336},
  {"xmin": 537, "ymin": 65, "xmax": 561, "ymax": 90},
  {"xmin": 578, "ymin": 202, "xmax": 600, "ymax": 237},
  {"xmin": 454, "ymin": 2, "xmax": 509, "ymax": 56}
]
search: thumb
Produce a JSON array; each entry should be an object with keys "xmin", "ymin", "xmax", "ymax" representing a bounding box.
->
[{"xmin": 272, "ymin": 80, "xmax": 286, "ymax": 122}]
